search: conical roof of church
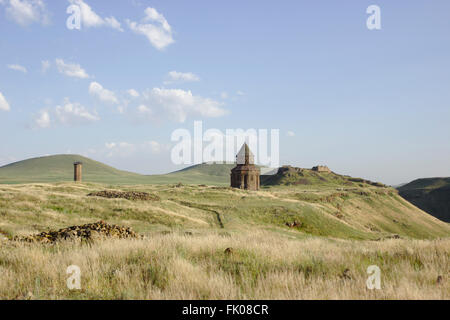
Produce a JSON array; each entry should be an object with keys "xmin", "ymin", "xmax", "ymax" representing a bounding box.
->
[{"xmin": 236, "ymin": 143, "xmax": 255, "ymax": 165}]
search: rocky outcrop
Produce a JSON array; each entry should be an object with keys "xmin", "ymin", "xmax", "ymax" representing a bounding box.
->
[
  {"xmin": 87, "ymin": 190, "xmax": 160, "ymax": 201},
  {"xmin": 13, "ymin": 221, "xmax": 140, "ymax": 243}
]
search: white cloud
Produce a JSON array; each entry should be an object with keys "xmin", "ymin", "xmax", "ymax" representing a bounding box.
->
[
  {"xmin": 7, "ymin": 64, "xmax": 27, "ymax": 73},
  {"xmin": 41, "ymin": 60, "xmax": 50, "ymax": 73},
  {"xmin": 105, "ymin": 142, "xmax": 116, "ymax": 149},
  {"xmin": 127, "ymin": 89, "xmax": 140, "ymax": 98},
  {"xmin": 117, "ymin": 105, "xmax": 126, "ymax": 114},
  {"xmin": 104, "ymin": 140, "xmax": 162, "ymax": 157},
  {"xmin": 55, "ymin": 98, "xmax": 99, "ymax": 124},
  {"xmin": 34, "ymin": 109, "xmax": 50, "ymax": 128},
  {"xmin": 34, "ymin": 98, "xmax": 99, "ymax": 128},
  {"xmin": 137, "ymin": 104, "xmax": 152, "ymax": 114},
  {"xmin": 69, "ymin": 0, "xmax": 123, "ymax": 31},
  {"xmin": 287, "ymin": 131, "xmax": 295, "ymax": 137},
  {"xmin": 142, "ymin": 88, "xmax": 227, "ymax": 123},
  {"xmin": 220, "ymin": 92, "xmax": 228, "ymax": 99},
  {"xmin": 164, "ymin": 71, "xmax": 200, "ymax": 84},
  {"xmin": 104, "ymin": 16, "xmax": 123, "ymax": 31},
  {"xmin": 106, "ymin": 142, "xmax": 134, "ymax": 149},
  {"xmin": 126, "ymin": 7, "xmax": 174, "ymax": 50},
  {"xmin": 89, "ymin": 82, "xmax": 118, "ymax": 104},
  {"xmin": 55, "ymin": 59, "xmax": 89, "ymax": 79},
  {"xmin": 4, "ymin": 0, "xmax": 49, "ymax": 26},
  {"xmin": 69, "ymin": 0, "xmax": 101, "ymax": 27},
  {"xmin": 236, "ymin": 90, "xmax": 245, "ymax": 96},
  {"xmin": 0, "ymin": 92, "xmax": 11, "ymax": 111},
  {"xmin": 146, "ymin": 140, "xmax": 161, "ymax": 154},
  {"xmin": 104, "ymin": 141, "xmax": 136, "ymax": 158}
]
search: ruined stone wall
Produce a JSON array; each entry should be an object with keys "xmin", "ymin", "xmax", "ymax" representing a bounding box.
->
[{"xmin": 312, "ymin": 165, "xmax": 331, "ymax": 173}]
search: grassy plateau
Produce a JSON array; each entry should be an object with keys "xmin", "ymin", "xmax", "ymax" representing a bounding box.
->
[
  {"xmin": 0, "ymin": 179, "xmax": 448, "ymax": 299},
  {"xmin": 0, "ymin": 155, "xmax": 449, "ymax": 299},
  {"xmin": 0, "ymin": 155, "xmax": 232, "ymax": 185}
]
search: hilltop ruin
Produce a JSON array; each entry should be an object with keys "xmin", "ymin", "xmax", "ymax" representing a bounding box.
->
[{"xmin": 312, "ymin": 165, "xmax": 331, "ymax": 173}]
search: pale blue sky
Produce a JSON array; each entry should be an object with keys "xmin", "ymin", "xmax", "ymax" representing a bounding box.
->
[{"xmin": 0, "ymin": 0, "xmax": 449, "ymax": 185}]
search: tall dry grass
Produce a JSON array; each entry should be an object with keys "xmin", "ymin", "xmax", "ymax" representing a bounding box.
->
[{"xmin": 0, "ymin": 231, "xmax": 448, "ymax": 300}]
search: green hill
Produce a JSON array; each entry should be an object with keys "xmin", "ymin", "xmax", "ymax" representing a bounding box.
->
[
  {"xmin": 1, "ymin": 158, "xmax": 449, "ymax": 300},
  {"xmin": 162, "ymin": 163, "xmax": 234, "ymax": 185},
  {"xmin": 1, "ymin": 179, "xmax": 449, "ymax": 242},
  {"xmin": 398, "ymin": 178, "xmax": 450, "ymax": 222},
  {"xmin": 0, "ymin": 155, "xmax": 392, "ymax": 189},
  {"xmin": 261, "ymin": 165, "xmax": 387, "ymax": 188},
  {"xmin": 0, "ymin": 155, "xmax": 234, "ymax": 185},
  {"xmin": 0, "ymin": 155, "xmax": 147, "ymax": 184},
  {"xmin": 1, "ymin": 157, "xmax": 448, "ymax": 240},
  {"xmin": 0, "ymin": 155, "xmax": 272, "ymax": 185},
  {"xmin": 1, "ymin": 181, "xmax": 449, "ymax": 299}
]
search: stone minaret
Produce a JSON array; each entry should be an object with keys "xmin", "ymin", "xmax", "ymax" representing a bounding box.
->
[
  {"xmin": 74, "ymin": 162, "xmax": 82, "ymax": 182},
  {"xmin": 230, "ymin": 143, "xmax": 260, "ymax": 190}
]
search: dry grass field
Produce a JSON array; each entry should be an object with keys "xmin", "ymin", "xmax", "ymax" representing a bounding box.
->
[
  {"xmin": 0, "ymin": 182, "xmax": 448, "ymax": 299},
  {"xmin": 1, "ymin": 234, "xmax": 448, "ymax": 300}
]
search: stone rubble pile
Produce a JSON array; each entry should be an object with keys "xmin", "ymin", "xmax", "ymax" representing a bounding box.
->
[
  {"xmin": 14, "ymin": 220, "xmax": 140, "ymax": 243},
  {"xmin": 285, "ymin": 221, "xmax": 302, "ymax": 228},
  {"xmin": 87, "ymin": 190, "xmax": 160, "ymax": 201}
]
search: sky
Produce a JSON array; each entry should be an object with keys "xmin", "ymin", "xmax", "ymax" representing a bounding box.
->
[{"xmin": 0, "ymin": 0, "xmax": 449, "ymax": 185}]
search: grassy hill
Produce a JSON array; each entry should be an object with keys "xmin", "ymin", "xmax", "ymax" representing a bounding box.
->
[
  {"xmin": 160, "ymin": 163, "xmax": 234, "ymax": 185},
  {"xmin": 398, "ymin": 178, "xmax": 450, "ymax": 222},
  {"xmin": 1, "ymin": 155, "xmax": 448, "ymax": 239},
  {"xmin": 0, "ymin": 161, "xmax": 449, "ymax": 299},
  {"xmin": 261, "ymin": 165, "xmax": 387, "ymax": 188},
  {"xmin": 1, "ymin": 181, "xmax": 448, "ymax": 241},
  {"xmin": 0, "ymin": 155, "xmax": 148, "ymax": 184},
  {"xmin": 0, "ymin": 155, "xmax": 233, "ymax": 185},
  {"xmin": 0, "ymin": 155, "xmax": 277, "ymax": 186},
  {"xmin": 0, "ymin": 154, "xmax": 387, "ymax": 188},
  {"xmin": 0, "ymin": 181, "xmax": 449, "ymax": 299}
]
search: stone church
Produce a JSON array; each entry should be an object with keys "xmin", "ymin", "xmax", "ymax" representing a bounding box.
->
[{"xmin": 230, "ymin": 143, "xmax": 260, "ymax": 190}]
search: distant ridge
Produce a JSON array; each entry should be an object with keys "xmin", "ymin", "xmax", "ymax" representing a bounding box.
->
[
  {"xmin": 398, "ymin": 177, "xmax": 450, "ymax": 222},
  {"xmin": 261, "ymin": 165, "xmax": 387, "ymax": 188},
  {"xmin": 0, "ymin": 155, "xmax": 393, "ymax": 188},
  {"xmin": 1, "ymin": 155, "xmax": 449, "ymax": 241},
  {"xmin": 0, "ymin": 154, "xmax": 233, "ymax": 185},
  {"xmin": 0, "ymin": 155, "xmax": 284, "ymax": 185},
  {"xmin": 0, "ymin": 155, "xmax": 144, "ymax": 184}
]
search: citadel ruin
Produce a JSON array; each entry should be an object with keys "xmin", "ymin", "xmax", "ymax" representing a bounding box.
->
[{"xmin": 312, "ymin": 165, "xmax": 331, "ymax": 173}]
